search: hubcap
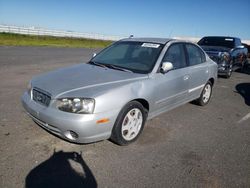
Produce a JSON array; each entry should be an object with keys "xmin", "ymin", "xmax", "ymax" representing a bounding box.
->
[
  {"xmin": 228, "ymin": 65, "xmax": 232, "ymax": 75},
  {"xmin": 121, "ymin": 108, "xmax": 143, "ymax": 141},
  {"xmin": 202, "ymin": 84, "xmax": 211, "ymax": 103}
]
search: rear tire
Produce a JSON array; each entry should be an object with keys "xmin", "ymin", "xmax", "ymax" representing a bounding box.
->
[
  {"xmin": 111, "ymin": 101, "xmax": 147, "ymax": 146},
  {"xmin": 196, "ymin": 81, "xmax": 213, "ymax": 106}
]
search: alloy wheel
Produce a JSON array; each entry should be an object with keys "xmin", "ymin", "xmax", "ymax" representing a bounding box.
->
[
  {"xmin": 121, "ymin": 108, "xmax": 143, "ymax": 141},
  {"xmin": 202, "ymin": 84, "xmax": 211, "ymax": 103}
]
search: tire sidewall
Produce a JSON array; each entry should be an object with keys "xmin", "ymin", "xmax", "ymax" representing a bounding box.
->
[
  {"xmin": 111, "ymin": 101, "xmax": 147, "ymax": 145},
  {"xmin": 226, "ymin": 64, "xmax": 232, "ymax": 78},
  {"xmin": 200, "ymin": 82, "xmax": 212, "ymax": 106}
]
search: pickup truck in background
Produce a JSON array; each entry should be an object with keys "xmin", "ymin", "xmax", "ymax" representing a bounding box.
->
[
  {"xmin": 242, "ymin": 43, "xmax": 250, "ymax": 58},
  {"xmin": 198, "ymin": 36, "xmax": 248, "ymax": 78}
]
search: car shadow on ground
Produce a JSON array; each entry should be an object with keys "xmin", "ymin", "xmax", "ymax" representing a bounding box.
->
[
  {"xmin": 235, "ymin": 83, "xmax": 250, "ymax": 106},
  {"xmin": 25, "ymin": 150, "xmax": 97, "ymax": 188}
]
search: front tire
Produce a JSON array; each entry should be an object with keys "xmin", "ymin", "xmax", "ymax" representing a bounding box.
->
[
  {"xmin": 225, "ymin": 64, "xmax": 233, "ymax": 78},
  {"xmin": 111, "ymin": 101, "xmax": 147, "ymax": 145},
  {"xmin": 196, "ymin": 81, "xmax": 213, "ymax": 106}
]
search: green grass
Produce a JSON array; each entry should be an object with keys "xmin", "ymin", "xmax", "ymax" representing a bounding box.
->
[{"xmin": 0, "ymin": 33, "xmax": 113, "ymax": 48}]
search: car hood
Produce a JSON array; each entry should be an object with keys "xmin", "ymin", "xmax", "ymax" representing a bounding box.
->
[{"xmin": 31, "ymin": 63, "xmax": 148, "ymax": 98}]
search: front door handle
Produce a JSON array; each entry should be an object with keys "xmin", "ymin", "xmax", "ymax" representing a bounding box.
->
[{"xmin": 183, "ymin": 75, "xmax": 189, "ymax": 80}]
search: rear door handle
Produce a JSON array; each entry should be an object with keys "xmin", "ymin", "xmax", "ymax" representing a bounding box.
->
[{"xmin": 183, "ymin": 75, "xmax": 189, "ymax": 80}]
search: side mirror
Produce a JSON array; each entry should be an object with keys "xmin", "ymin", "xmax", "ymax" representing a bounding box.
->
[
  {"xmin": 160, "ymin": 62, "xmax": 173, "ymax": 73},
  {"xmin": 92, "ymin": 53, "xmax": 97, "ymax": 58}
]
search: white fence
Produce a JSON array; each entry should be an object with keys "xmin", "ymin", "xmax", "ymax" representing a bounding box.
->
[
  {"xmin": 1, "ymin": 24, "xmax": 249, "ymax": 44},
  {"xmin": 0, "ymin": 25, "xmax": 125, "ymax": 41}
]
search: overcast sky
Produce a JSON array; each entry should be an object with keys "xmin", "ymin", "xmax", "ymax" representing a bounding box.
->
[{"xmin": 1, "ymin": 0, "xmax": 250, "ymax": 39}]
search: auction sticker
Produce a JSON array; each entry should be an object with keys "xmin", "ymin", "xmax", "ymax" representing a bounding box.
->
[{"xmin": 141, "ymin": 43, "xmax": 160, "ymax": 48}]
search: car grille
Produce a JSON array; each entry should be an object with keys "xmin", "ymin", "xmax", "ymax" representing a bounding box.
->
[{"xmin": 32, "ymin": 88, "xmax": 51, "ymax": 106}]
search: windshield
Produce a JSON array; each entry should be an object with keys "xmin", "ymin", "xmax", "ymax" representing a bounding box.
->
[
  {"xmin": 91, "ymin": 41, "xmax": 163, "ymax": 74},
  {"xmin": 198, "ymin": 37, "xmax": 235, "ymax": 49}
]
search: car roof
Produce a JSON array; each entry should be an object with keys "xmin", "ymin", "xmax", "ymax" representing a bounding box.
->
[
  {"xmin": 120, "ymin": 37, "xmax": 172, "ymax": 44},
  {"xmin": 200, "ymin": 36, "xmax": 240, "ymax": 40}
]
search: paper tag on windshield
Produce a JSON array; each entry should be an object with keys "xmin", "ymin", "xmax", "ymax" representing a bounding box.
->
[{"xmin": 141, "ymin": 43, "xmax": 160, "ymax": 48}]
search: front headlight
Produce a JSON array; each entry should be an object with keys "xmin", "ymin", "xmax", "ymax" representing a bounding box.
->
[
  {"xmin": 219, "ymin": 52, "xmax": 230, "ymax": 63},
  {"xmin": 56, "ymin": 98, "xmax": 95, "ymax": 114}
]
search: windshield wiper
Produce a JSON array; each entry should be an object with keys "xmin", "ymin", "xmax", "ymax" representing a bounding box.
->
[
  {"xmin": 104, "ymin": 64, "xmax": 133, "ymax": 73},
  {"xmin": 88, "ymin": 61, "xmax": 133, "ymax": 73},
  {"xmin": 88, "ymin": 61, "xmax": 107, "ymax": 68}
]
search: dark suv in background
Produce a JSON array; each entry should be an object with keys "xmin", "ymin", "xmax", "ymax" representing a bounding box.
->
[{"xmin": 198, "ymin": 36, "xmax": 248, "ymax": 78}]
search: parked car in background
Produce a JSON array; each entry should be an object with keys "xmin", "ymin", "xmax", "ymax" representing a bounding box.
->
[
  {"xmin": 242, "ymin": 43, "xmax": 250, "ymax": 58},
  {"xmin": 198, "ymin": 36, "xmax": 248, "ymax": 78},
  {"xmin": 22, "ymin": 38, "xmax": 217, "ymax": 145}
]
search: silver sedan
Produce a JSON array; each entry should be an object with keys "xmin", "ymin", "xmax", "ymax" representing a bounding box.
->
[{"xmin": 22, "ymin": 38, "xmax": 217, "ymax": 145}]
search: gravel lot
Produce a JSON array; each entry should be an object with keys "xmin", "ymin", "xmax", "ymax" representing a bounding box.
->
[{"xmin": 0, "ymin": 46, "xmax": 249, "ymax": 188}]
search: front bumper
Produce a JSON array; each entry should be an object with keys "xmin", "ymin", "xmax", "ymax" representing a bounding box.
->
[
  {"xmin": 217, "ymin": 63, "xmax": 230, "ymax": 75},
  {"xmin": 21, "ymin": 91, "xmax": 119, "ymax": 143},
  {"xmin": 218, "ymin": 67, "xmax": 229, "ymax": 75}
]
